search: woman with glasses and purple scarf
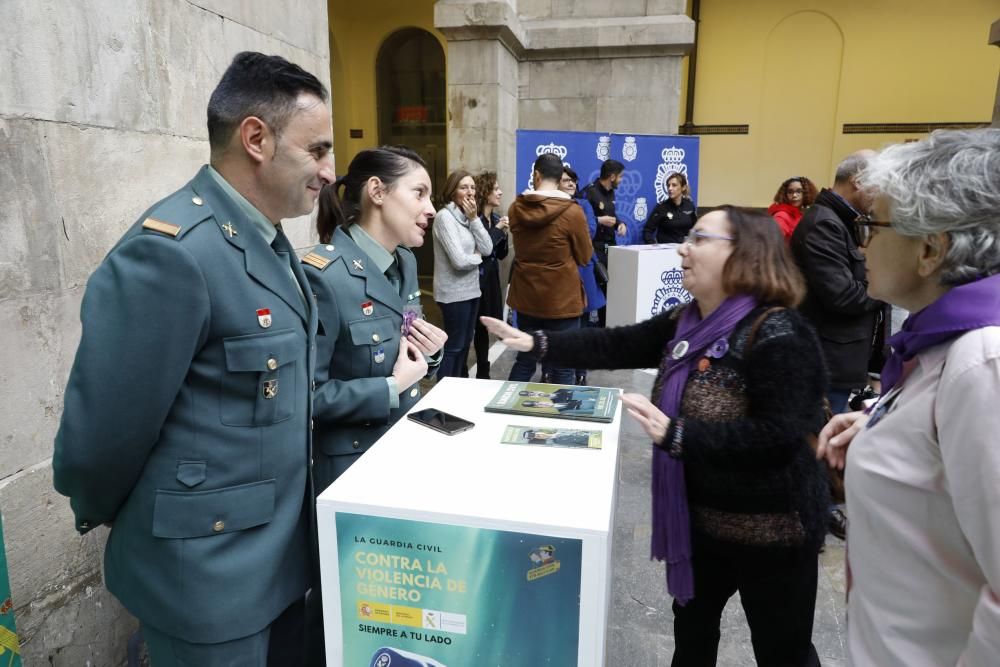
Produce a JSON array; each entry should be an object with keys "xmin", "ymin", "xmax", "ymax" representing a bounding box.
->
[
  {"xmin": 482, "ymin": 206, "xmax": 830, "ymax": 666},
  {"xmin": 817, "ymin": 128, "xmax": 1000, "ymax": 665}
]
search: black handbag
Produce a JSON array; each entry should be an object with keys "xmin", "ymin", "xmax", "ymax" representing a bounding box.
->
[{"xmin": 593, "ymin": 258, "xmax": 609, "ymax": 285}]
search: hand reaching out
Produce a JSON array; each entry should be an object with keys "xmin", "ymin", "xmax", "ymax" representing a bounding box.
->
[
  {"xmin": 479, "ymin": 316, "xmax": 533, "ymax": 352},
  {"xmin": 407, "ymin": 318, "xmax": 447, "ymax": 357},
  {"xmin": 815, "ymin": 411, "xmax": 868, "ymax": 471}
]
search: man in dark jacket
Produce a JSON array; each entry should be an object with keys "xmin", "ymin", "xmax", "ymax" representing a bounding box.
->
[
  {"xmin": 791, "ymin": 150, "xmax": 884, "ymax": 540},
  {"xmin": 791, "ymin": 150, "xmax": 884, "ymax": 413},
  {"xmin": 507, "ymin": 153, "xmax": 593, "ymax": 383}
]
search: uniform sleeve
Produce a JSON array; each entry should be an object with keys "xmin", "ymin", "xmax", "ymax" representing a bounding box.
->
[
  {"xmin": 644, "ymin": 203, "xmax": 667, "ymax": 244},
  {"xmin": 797, "ymin": 219, "xmax": 881, "ymax": 315},
  {"xmin": 433, "ymin": 207, "xmax": 482, "ymax": 271},
  {"xmin": 936, "ymin": 352, "xmax": 1000, "ymax": 665},
  {"xmin": 307, "ymin": 267, "xmax": 395, "ymax": 424},
  {"xmin": 53, "ymin": 235, "xmax": 210, "ymax": 532},
  {"xmin": 676, "ymin": 316, "xmax": 828, "ymax": 469}
]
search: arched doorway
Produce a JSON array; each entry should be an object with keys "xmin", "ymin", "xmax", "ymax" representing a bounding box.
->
[{"xmin": 377, "ymin": 28, "xmax": 446, "ymax": 275}]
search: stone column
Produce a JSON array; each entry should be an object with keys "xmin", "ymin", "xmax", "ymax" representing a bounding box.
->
[
  {"xmin": 435, "ymin": 0, "xmax": 695, "ymax": 201},
  {"xmin": 991, "ymin": 19, "xmax": 1000, "ymax": 127}
]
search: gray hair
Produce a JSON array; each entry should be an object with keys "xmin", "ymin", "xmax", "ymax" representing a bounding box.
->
[
  {"xmin": 857, "ymin": 128, "xmax": 1000, "ymax": 286},
  {"xmin": 834, "ymin": 152, "xmax": 870, "ymax": 184}
]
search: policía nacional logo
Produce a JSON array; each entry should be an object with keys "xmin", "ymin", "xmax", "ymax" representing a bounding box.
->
[
  {"xmin": 633, "ymin": 197, "xmax": 648, "ymax": 222},
  {"xmin": 529, "ymin": 142, "xmax": 570, "ymax": 189},
  {"xmin": 622, "ymin": 136, "xmax": 638, "ymax": 162},
  {"xmin": 651, "ymin": 268, "xmax": 692, "ymax": 316},
  {"xmin": 596, "ymin": 135, "xmax": 611, "ymax": 161},
  {"xmin": 527, "ymin": 545, "xmax": 561, "ymax": 581},
  {"xmin": 654, "ymin": 146, "xmax": 689, "ymax": 203}
]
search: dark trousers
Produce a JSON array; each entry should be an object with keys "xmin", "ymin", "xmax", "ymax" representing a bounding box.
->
[
  {"xmin": 471, "ymin": 317, "xmax": 492, "ymax": 378},
  {"xmin": 144, "ymin": 598, "xmax": 306, "ymax": 667},
  {"xmin": 671, "ymin": 543, "xmax": 821, "ymax": 667},
  {"xmin": 508, "ymin": 313, "xmax": 580, "ymax": 384},
  {"xmin": 437, "ymin": 298, "xmax": 479, "ymax": 379}
]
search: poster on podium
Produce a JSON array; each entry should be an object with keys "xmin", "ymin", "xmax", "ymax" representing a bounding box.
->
[{"xmin": 336, "ymin": 512, "xmax": 583, "ymax": 667}]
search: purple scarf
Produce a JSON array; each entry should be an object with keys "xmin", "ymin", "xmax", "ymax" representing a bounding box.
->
[
  {"xmin": 652, "ymin": 294, "xmax": 759, "ymax": 604},
  {"xmin": 881, "ymin": 273, "xmax": 1000, "ymax": 394}
]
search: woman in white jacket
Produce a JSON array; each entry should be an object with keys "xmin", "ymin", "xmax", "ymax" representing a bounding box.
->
[
  {"xmin": 818, "ymin": 128, "xmax": 1000, "ymax": 666},
  {"xmin": 432, "ymin": 169, "xmax": 493, "ymax": 378}
]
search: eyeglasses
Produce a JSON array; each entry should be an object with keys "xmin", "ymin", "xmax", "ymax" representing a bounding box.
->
[
  {"xmin": 786, "ymin": 189, "xmax": 804, "ymax": 196},
  {"xmin": 853, "ymin": 216, "xmax": 893, "ymax": 248},
  {"xmin": 684, "ymin": 230, "xmax": 734, "ymax": 246}
]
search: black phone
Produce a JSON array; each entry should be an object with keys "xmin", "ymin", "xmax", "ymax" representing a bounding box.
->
[{"xmin": 407, "ymin": 408, "xmax": 475, "ymax": 436}]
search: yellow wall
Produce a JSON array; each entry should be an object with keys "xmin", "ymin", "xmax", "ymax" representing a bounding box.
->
[
  {"xmin": 689, "ymin": 0, "xmax": 1000, "ymax": 207},
  {"xmin": 327, "ymin": 0, "xmax": 444, "ymax": 173}
]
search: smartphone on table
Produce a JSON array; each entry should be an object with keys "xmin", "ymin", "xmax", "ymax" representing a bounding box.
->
[{"xmin": 407, "ymin": 408, "xmax": 475, "ymax": 436}]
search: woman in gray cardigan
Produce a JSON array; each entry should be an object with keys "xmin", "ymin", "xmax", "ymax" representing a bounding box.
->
[{"xmin": 432, "ymin": 169, "xmax": 494, "ymax": 378}]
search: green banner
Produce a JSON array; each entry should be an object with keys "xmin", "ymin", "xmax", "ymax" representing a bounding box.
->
[
  {"xmin": 336, "ymin": 513, "xmax": 582, "ymax": 666},
  {"xmin": 0, "ymin": 513, "xmax": 21, "ymax": 667}
]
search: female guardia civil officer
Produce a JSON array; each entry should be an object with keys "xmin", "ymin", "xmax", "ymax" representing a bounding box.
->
[{"xmin": 302, "ymin": 146, "xmax": 447, "ymax": 494}]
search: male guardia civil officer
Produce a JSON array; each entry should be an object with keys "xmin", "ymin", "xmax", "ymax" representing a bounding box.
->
[{"xmin": 53, "ymin": 52, "xmax": 334, "ymax": 665}]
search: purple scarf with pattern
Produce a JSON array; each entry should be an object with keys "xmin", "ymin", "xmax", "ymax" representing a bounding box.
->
[{"xmin": 652, "ymin": 295, "xmax": 759, "ymax": 605}]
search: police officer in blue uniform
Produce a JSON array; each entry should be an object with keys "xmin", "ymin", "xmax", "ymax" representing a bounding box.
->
[
  {"xmin": 52, "ymin": 52, "xmax": 334, "ymax": 666},
  {"xmin": 302, "ymin": 147, "xmax": 447, "ymax": 665}
]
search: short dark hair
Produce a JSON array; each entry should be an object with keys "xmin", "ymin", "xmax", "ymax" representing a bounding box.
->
[
  {"xmin": 533, "ymin": 153, "xmax": 564, "ymax": 181},
  {"xmin": 834, "ymin": 153, "xmax": 870, "ymax": 185},
  {"xmin": 316, "ymin": 146, "xmax": 426, "ymax": 243},
  {"xmin": 441, "ymin": 169, "xmax": 474, "ymax": 205},
  {"xmin": 207, "ymin": 52, "xmax": 329, "ymax": 155},
  {"xmin": 600, "ymin": 159, "xmax": 624, "ymax": 179},
  {"xmin": 719, "ymin": 206, "xmax": 805, "ymax": 307},
  {"xmin": 562, "ymin": 165, "xmax": 579, "ymax": 184}
]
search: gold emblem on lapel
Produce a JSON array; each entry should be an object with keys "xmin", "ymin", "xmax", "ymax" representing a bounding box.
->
[
  {"xmin": 263, "ymin": 379, "xmax": 279, "ymax": 399},
  {"xmin": 221, "ymin": 222, "xmax": 238, "ymax": 237},
  {"xmin": 352, "ymin": 259, "xmax": 365, "ymax": 271}
]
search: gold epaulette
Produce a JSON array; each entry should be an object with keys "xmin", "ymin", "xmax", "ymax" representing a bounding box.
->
[
  {"xmin": 142, "ymin": 217, "xmax": 182, "ymax": 237},
  {"xmin": 302, "ymin": 252, "xmax": 331, "ymax": 270}
]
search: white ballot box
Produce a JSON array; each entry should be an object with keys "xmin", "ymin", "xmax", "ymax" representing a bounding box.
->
[
  {"xmin": 605, "ymin": 244, "xmax": 690, "ymax": 327},
  {"xmin": 316, "ymin": 377, "xmax": 623, "ymax": 667}
]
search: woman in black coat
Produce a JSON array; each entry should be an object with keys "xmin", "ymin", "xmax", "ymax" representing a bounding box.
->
[
  {"xmin": 467, "ymin": 170, "xmax": 510, "ymax": 378},
  {"xmin": 643, "ymin": 172, "xmax": 698, "ymax": 244}
]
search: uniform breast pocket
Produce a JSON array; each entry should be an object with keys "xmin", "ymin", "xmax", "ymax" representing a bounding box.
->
[
  {"xmin": 347, "ymin": 316, "xmax": 397, "ymax": 377},
  {"xmin": 221, "ymin": 329, "xmax": 301, "ymax": 426}
]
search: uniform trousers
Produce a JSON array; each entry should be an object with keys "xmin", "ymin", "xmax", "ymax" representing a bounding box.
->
[
  {"xmin": 143, "ymin": 597, "xmax": 305, "ymax": 667},
  {"xmin": 671, "ymin": 541, "xmax": 821, "ymax": 667}
]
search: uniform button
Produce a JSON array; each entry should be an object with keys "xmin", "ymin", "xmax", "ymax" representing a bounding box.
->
[
  {"xmin": 410, "ymin": 388, "xmax": 419, "ymax": 398},
  {"xmin": 372, "ymin": 333, "xmax": 380, "ymax": 343},
  {"xmin": 311, "ymin": 381, "xmax": 316, "ymax": 391},
  {"xmin": 192, "ymin": 196, "xmax": 204, "ymax": 206},
  {"xmin": 310, "ymin": 419, "xmax": 314, "ymax": 430},
  {"xmin": 267, "ymin": 357, "xmax": 278, "ymax": 370},
  {"xmin": 80, "ymin": 521, "xmax": 91, "ymax": 530},
  {"xmin": 310, "ymin": 457, "xmax": 314, "ymax": 467},
  {"xmin": 325, "ymin": 244, "xmax": 335, "ymax": 251},
  {"xmin": 352, "ymin": 441, "xmax": 360, "ymax": 449},
  {"xmin": 212, "ymin": 520, "xmax": 225, "ymax": 532}
]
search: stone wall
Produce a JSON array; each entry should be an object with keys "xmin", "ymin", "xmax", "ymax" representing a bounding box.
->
[
  {"xmin": 435, "ymin": 0, "xmax": 693, "ymax": 210},
  {"xmin": 0, "ymin": 1, "xmax": 329, "ymax": 663}
]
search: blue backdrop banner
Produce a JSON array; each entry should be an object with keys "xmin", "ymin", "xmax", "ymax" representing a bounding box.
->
[{"xmin": 515, "ymin": 130, "xmax": 700, "ymax": 246}]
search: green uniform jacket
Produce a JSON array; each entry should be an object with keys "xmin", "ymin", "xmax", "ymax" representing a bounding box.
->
[
  {"xmin": 53, "ymin": 166, "xmax": 317, "ymax": 644},
  {"xmin": 303, "ymin": 226, "xmax": 424, "ymax": 495}
]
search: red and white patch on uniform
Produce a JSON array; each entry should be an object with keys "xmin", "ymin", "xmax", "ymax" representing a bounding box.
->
[
  {"xmin": 361, "ymin": 301, "xmax": 374, "ymax": 316},
  {"xmin": 256, "ymin": 308, "xmax": 272, "ymax": 328}
]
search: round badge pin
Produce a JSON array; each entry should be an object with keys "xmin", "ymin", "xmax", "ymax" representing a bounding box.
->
[{"xmin": 671, "ymin": 340, "xmax": 689, "ymax": 359}]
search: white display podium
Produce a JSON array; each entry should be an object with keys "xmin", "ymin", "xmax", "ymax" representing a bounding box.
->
[
  {"xmin": 316, "ymin": 377, "xmax": 622, "ymax": 667},
  {"xmin": 605, "ymin": 244, "xmax": 690, "ymax": 327}
]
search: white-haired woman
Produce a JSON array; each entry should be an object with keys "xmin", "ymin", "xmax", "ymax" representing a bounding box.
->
[{"xmin": 818, "ymin": 128, "xmax": 1000, "ymax": 665}]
